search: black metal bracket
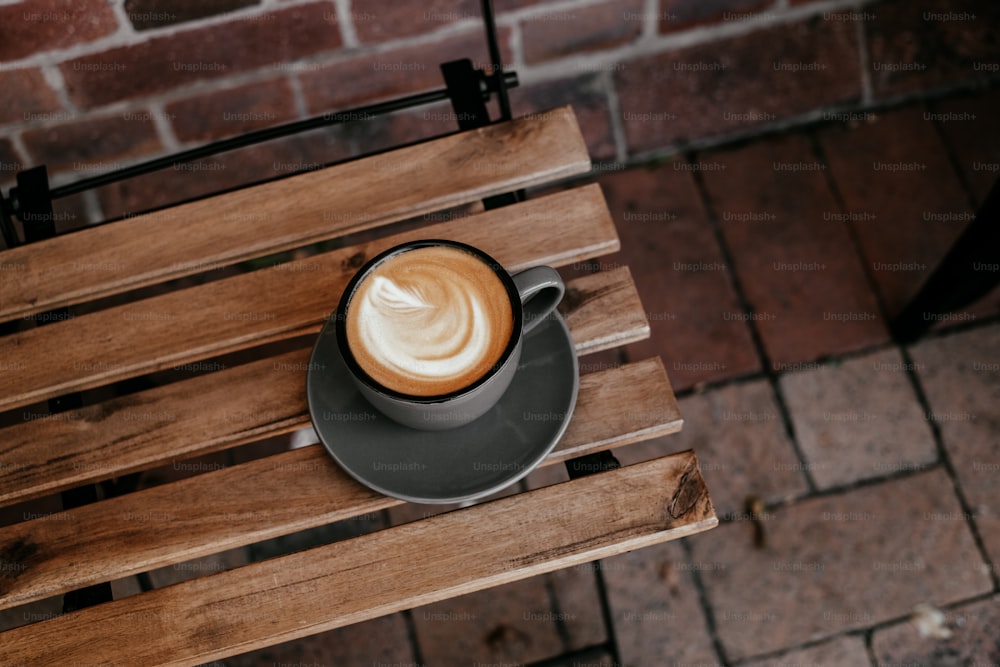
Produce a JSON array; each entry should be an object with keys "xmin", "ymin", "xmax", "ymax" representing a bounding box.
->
[
  {"xmin": 0, "ymin": 190, "xmax": 16, "ymax": 248},
  {"xmin": 566, "ymin": 450, "xmax": 621, "ymax": 480},
  {"xmin": 891, "ymin": 178, "xmax": 1000, "ymax": 343}
]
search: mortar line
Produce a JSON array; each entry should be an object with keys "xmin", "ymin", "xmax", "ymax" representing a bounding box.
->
[
  {"xmin": 688, "ymin": 155, "xmax": 820, "ymax": 493},
  {"xmin": 680, "ymin": 536, "xmax": 730, "ymax": 665}
]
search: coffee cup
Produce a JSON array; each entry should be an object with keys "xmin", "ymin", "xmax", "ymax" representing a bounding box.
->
[{"xmin": 335, "ymin": 239, "xmax": 564, "ymax": 430}]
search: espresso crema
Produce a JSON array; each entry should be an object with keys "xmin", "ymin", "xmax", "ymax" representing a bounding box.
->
[{"xmin": 345, "ymin": 245, "xmax": 514, "ymax": 397}]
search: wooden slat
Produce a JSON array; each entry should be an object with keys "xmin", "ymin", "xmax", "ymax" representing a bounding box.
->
[
  {"xmin": 0, "ymin": 266, "xmax": 647, "ymax": 506},
  {"xmin": 0, "ymin": 184, "xmax": 617, "ymax": 413},
  {"xmin": 561, "ymin": 267, "xmax": 650, "ymax": 355},
  {"xmin": 0, "ymin": 357, "xmax": 680, "ymax": 610},
  {"xmin": 0, "ymin": 453, "xmax": 716, "ymax": 665},
  {"xmin": 0, "ymin": 107, "xmax": 590, "ymax": 323}
]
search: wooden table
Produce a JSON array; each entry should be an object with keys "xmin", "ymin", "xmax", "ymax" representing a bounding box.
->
[{"xmin": 0, "ymin": 106, "xmax": 717, "ymax": 664}]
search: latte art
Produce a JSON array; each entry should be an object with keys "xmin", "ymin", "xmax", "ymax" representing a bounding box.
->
[{"xmin": 346, "ymin": 246, "xmax": 514, "ymax": 397}]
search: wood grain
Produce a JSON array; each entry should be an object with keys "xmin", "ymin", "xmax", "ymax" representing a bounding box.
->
[
  {"xmin": 0, "ymin": 185, "xmax": 617, "ymax": 413},
  {"xmin": 0, "ymin": 107, "xmax": 590, "ymax": 323},
  {"xmin": 0, "ymin": 357, "xmax": 680, "ymax": 610},
  {"xmin": 0, "ymin": 453, "xmax": 716, "ymax": 665},
  {"xmin": 560, "ymin": 267, "xmax": 650, "ymax": 355},
  {"xmin": 0, "ymin": 266, "xmax": 647, "ymax": 506}
]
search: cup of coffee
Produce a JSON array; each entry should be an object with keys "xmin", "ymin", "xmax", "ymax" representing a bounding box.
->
[{"xmin": 335, "ymin": 239, "xmax": 564, "ymax": 430}]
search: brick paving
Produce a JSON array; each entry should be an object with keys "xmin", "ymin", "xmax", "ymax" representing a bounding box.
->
[
  {"xmin": 25, "ymin": 85, "xmax": 990, "ymax": 667},
  {"xmin": 4, "ymin": 11, "xmax": 1000, "ymax": 664}
]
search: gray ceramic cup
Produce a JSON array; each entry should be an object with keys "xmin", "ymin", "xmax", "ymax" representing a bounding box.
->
[{"xmin": 335, "ymin": 239, "xmax": 564, "ymax": 431}]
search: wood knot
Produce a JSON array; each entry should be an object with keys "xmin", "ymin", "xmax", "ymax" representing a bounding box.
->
[
  {"xmin": 343, "ymin": 251, "xmax": 366, "ymax": 271},
  {"xmin": 668, "ymin": 466, "xmax": 702, "ymax": 519},
  {"xmin": 0, "ymin": 537, "xmax": 38, "ymax": 592}
]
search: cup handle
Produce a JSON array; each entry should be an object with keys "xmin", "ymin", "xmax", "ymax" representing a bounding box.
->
[{"xmin": 511, "ymin": 266, "xmax": 565, "ymax": 335}]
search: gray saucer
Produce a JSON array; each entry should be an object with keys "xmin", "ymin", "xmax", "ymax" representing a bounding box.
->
[{"xmin": 306, "ymin": 313, "xmax": 579, "ymax": 504}]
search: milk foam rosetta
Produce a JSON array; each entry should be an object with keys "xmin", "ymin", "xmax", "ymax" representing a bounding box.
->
[{"xmin": 346, "ymin": 246, "xmax": 514, "ymax": 397}]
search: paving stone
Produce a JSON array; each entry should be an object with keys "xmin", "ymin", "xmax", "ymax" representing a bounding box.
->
[
  {"xmin": 667, "ymin": 380, "xmax": 809, "ymax": 519},
  {"xmin": 221, "ymin": 612, "xmax": 418, "ymax": 666},
  {"xmin": 166, "ymin": 77, "xmax": 299, "ymax": 143},
  {"xmin": 872, "ymin": 594, "xmax": 1000, "ymax": 667},
  {"xmin": 521, "ymin": 0, "xmax": 643, "ymax": 64},
  {"xmin": 700, "ymin": 133, "xmax": 888, "ymax": 371},
  {"xmin": 741, "ymin": 635, "xmax": 870, "ymax": 667},
  {"xmin": 596, "ymin": 162, "xmax": 761, "ymax": 391},
  {"xmin": 602, "ymin": 539, "xmax": 722, "ymax": 667},
  {"xmin": 412, "ymin": 576, "xmax": 566, "ymax": 665},
  {"xmin": 610, "ymin": 378, "xmax": 809, "ymax": 520},
  {"xmin": 615, "ymin": 17, "xmax": 860, "ymax": 153},
  {"xmin": 910, "ymin": 323, "xmax": 1000, "ymax": 566},
  {"xmin": 510, "ymin": 74, "xmax": 617, "ymax": 161},
  {"xmin": 818, "ymin": 106, "xmax": 972, "ymax": 317},
  {"xmin": 547, "ymin": 563, "xmax": 609, "ymax": 651},
  {"xmin": 689, "ymin": 468, "xmax": 993, "ymax": 662},
  {"xmin": 0, "ymin": 0, "xmax": 118, "ymax": 62},
  {"xmin": 780, "ymin": 347, "xmax": 938, "ymax": 490},
  {"xmin": 867, "ymin": 0, "xmax": 1000, "ymax": 100}
]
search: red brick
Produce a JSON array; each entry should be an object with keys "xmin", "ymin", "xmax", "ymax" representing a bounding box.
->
[
  {"xmin": 124, "ymin": 0, "xmax": 259, "ymax": 31},
  {"xmin": 510, "ymin": 74, "xmax": 616, "ymax": 160},
  {"xmin": 930, "ymin": 87, "xmax": 1000, "ymax": 206},
  {"xmin": 521, "ymin": 0, "xmax": 643, "ymax": 64},
  {"xmin": 602, "ymin": 540, "xmax": 722, "ymax": 667},
  {"xmin": 701, "ymin": 133, "xmax": 888, "ymax": 369},
  {"xmin": 224, "ymin": 612, "xmax": 419, "ymax": 665},
  {"xmin": 0, "ymin": 68, "xmax": 64, "ymax": 126},
  {"xmin": 166, "ymin": 78, "xmax": 299, "ymax": 144},
  {"xmin": 21, "ymin": 113, "xmax": 162, "ymax": 175},
  {"xmin": 95, "ymin": 131, "xmax": 354, "ymax": 219},
  {"xmin": 354, "ymin": 0, "xmax": 480, "ymax": 43},
  {"xmin": 818, "ymin": 106, "xmax": 973, "ymax": 316},
  {"xmin": 547, "ymin": 564, "xmax": 608, "ymax": 650},
  {"xmin": 300, "ymin": 27, "xmax": 513, "ymax": 112},
  {"xmin": 615, "ymin": 17, "xmax": 861, "ymax": 154},
  {"xmin": 411, "ymin": 576, "xmax": 565, "ymax": 664},
  {"xmin": 0, "ymin": 138, "xmax": 27, "ymax": 187},
  {"xmin": 780, "ymin": 348, "xmax": 939, "ymax": 489},
  {"xmin": 0, "ymin": 0, "xmax": 118, "ymax": 62},
  {"xmin": 911, "ymin": 324, "xmax": 1000, "ymax": 565},
  {"xmin": 867, "ymin": 0, "xmax": 1000, "ymax": 99},
  {"xmin": 60, "ymin": 3, "xmax": 341, "ymax": 109},
  {"xmin": 872, "ymin": 594, "xmax": 1000, "ymax": 667},
  {"xmin": 597, "ymin": 163, "xmax": 761, "ymax": 390},
  {"xmin": 690, "ymin": 468, "xmax": 993, "ymax": 661},
  {"xmin": 659, "ymin": 0, "xmax": 771, "ymax": 33}
]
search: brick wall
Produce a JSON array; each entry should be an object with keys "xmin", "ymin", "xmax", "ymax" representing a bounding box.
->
[{"xmin": 0, "ymin": 0, "xmax": 997, "ymax": 231}]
